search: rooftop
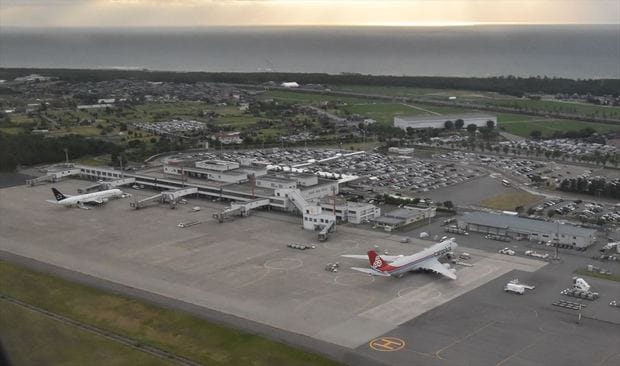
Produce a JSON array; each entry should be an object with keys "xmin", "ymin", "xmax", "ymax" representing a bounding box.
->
[{"xmin": 461, "ymin": 212, "xmax": 597, "ymax": 237}]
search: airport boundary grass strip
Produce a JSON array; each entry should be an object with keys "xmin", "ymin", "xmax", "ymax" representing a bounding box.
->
[
  {"xmin": 0, "ymin": 261, "xmax": 343, "ymax": 366},
  {"xmin": 0, "ymin": 300, "xmax": 172, "ymax": 366},
  {"xmin": 479, "ymin": 191, "xmax": 544, "ymax": 211},
  {"xmin": 574, "ymin": 269, "xmax": 620, "ymax": 283},
  {"xmin": 0, "ymin": 294, "xmax": 195, "ymax": 366}
]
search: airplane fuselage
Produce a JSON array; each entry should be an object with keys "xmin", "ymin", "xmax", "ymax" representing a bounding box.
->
[
  {"xmin": 56, "ymin": 189, "xmax": 123, "ymax": 206},
  {"xmin": 383, "ymin": 239, "xmax": 455, "ymax": 276}
]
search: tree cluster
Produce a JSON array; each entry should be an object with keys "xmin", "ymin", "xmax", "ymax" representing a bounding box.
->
[
  {"xmin": 1, "ymin": 68, "xmax": 618, "ymax": 97},
  {"xmin": 558, "ymin": 176, "xmax": 620, "ymax": 199},
  {"xmin": 0, "ymin": 132, "xmax": 116, "ymax": 172}
]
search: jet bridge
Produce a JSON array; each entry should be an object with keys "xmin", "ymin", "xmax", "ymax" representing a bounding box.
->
[
  {"xmin": 213, "ymin": 198, "xmax": 270, "ymax": 223},
  {"xmin": 130, "ymin": 193, "xmax": 163, "ymax": 210},
  {"xmin": 318, "ymin": 220, "xmax": 336, "ymax": 242},
  {"xmin": 78, "ymin": 177, "xmax": 136, "ymax": 193},
  {"xmin": 26, "ymin": 168, "xmax": 81, "ymax": 186},
  {"xmin": 162, "ymin": 187, "xmax": 198, "ymax": 207},
  {"xmin": 131, "ymin": 187, "xmax": 198, "ymax": 210}
]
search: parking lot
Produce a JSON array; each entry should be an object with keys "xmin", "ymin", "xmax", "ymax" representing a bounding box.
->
[{"xmin": 163, "ymin": 148, "xmax": 485, "ymax": 196}]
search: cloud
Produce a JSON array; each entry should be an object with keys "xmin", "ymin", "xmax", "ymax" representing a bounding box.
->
[{"xmin": 1, "ymin": 0, "xmax": 618, "ymax": 27}]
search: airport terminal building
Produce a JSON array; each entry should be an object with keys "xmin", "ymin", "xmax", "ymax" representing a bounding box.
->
[
  {"xmin": 459, "ymin": 212, "xmax": 597, "ymax": 248},
  {"xmin": 394, "ymin": 113, "xmax": 497, "ymax": 130}
]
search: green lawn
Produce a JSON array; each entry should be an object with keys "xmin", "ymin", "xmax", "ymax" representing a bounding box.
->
[
  {"xmin": 0, "ymin": 301, "xmax": 171, "ymax": 366},
  {"xmin": 0, "ymin": 127, "xmax": 25, "ymax": 134},
  {"xmin": 340, "ymin": 103, "xmax": 428, "ymax": 124},
  {"xmin": 479, "ymin": 191, "xmax": 544, "ymax": 211},
  {"xmin": 500, "ymin": 119, "xmax": 620, "ymax": 137},
  {"xmin": 574, "ymin": 268, "xmax": 620, "ymax": 282},
  {"xmin": 264, "ymin": 90, "xmax": 373, "ymax": 104},
  {"xmin": 328, "ymin": 84, "xmax": 499, "ymax": 99},
  {"xmin": 0, "ymin": 261, "xmax": 342, "ymax": 366},
  {"xmin": 482, "ymin": 99, "xmax": 620, "ymax": 118}
]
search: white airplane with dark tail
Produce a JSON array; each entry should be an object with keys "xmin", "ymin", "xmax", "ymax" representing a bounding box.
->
[
  {"xmin": 342, "ymin": 238, "xmax": 458, "ymax": 279},
  {"xmin": 47, "ymin": 187, "xmax": 124, "ymax": 209}
]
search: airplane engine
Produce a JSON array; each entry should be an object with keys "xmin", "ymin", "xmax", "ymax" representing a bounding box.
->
[{"xmin": 102, "ymin": 198, "xmax": 109, "ymax": 203}]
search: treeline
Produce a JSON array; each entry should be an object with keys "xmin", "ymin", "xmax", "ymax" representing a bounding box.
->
[
  {"xmin": 1, "ymin": 68, "xmax": 619, "ymax": 97},
  {"xmin": 558, "ymin": 177, "xmax": 620, "ymax": 200},
  {"xmin": 0, "ymin": 132, "xmax": 116, "ymax": 171}
]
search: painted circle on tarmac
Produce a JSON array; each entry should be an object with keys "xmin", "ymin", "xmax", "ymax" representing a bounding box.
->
[
  {"xmin": 369, "ymin": 337, "xmax": 406, "ymax": 352},
  {"xmin": 264, "ymin": 258, "xmax": 303, "ymax": 270}
]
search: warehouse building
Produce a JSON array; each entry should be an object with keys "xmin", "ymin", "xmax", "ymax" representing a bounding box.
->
[
  {"xmin": 459, "ymin": 212, "xmax": 597, "ymax": 248},
  {"xmin": 394, "ymin": 113, "xmax": 497, "ymax": 130}
]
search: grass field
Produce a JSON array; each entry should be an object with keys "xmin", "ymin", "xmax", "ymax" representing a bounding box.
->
[
  {"xmin": 479, "ymin": 191, "xmax": 543, "ymax": 211},
  {"xmin": 0, "ymin": 301, "xmax": 171, "ymax": 366},
  {"xmin": 340, "ymin": 103, "xmax": 428, "ymax": 123},
  {"xmin": 482, "ymin": 99, "xmax": 620, "ymax": 118},
  {"xmin": 574, "ymin": 269, "xmax": 620, "ymax": 283},
  {"xmin": 500, "ymin": 119, "xmax": 620, "ymax": 137},
  {"xmin": 328, "ymin": 85, "xmax": 620, "ymax": 118},
  {"xmin": 0, "ymin": 261, "xmax": 342, "ymax": 366},
  {"xmin": 265, "ymin": 90, "xmax": 374, "ymax": 105},
  {"xmin": 0, "ymin": 127, "xmax": 25, "ymax": 134}
]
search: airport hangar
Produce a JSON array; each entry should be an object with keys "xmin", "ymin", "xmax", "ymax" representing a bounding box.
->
[
  {"xmin": 459, "ymin": 211, "xmax": 597, "ymax": 249},
  {"xmin": 394, "ymin": 113, "xmax": 497, "ymax": 130}
]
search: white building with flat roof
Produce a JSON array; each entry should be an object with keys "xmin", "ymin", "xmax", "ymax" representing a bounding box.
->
[{"xmin": 394, "ymin": 113, "xmax": 497, "ymax": 130}]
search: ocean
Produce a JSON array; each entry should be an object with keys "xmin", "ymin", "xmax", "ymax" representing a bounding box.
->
[{"xmin": 0, "ymin": 25, "xmax": 618, "ymax": 79}]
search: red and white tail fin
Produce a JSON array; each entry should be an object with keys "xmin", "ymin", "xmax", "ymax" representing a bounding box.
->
[{"xmin": 367, "ymin": 250, "xmax": 384, "ymax": 269}]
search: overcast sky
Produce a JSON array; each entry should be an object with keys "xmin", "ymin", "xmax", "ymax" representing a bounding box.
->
[{"xmin": 1, "ymin": 0, "xmax": 619, "ymax": 27}]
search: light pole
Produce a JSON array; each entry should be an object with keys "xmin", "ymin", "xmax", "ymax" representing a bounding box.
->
[{"xmin": 118, "ymin": 154, "xmax": 124, "ymax": 178}]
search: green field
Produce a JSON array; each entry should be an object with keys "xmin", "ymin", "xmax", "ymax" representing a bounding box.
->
[
  {"xmin": 329, "ymin": 84, "xmax": 499, "ymax": 99},
  {"xmin": 0, "ymin": 301, "xmax": 171, "ymax": 366},
  {"xmin": 0, "ymin": 127, "xmax": 25, "ymax": 134},
  {"xmin": 479, "ymin": 191, "xmax": 544, "ymax": 211},
  {"xmin": 329, "ymin": 85, "xmax": 620, "ymax": 119},
  {"xmin": 500, "ymin": 119, "xmax": 620, "ymax": 137},
  {"xmin": 574, "ymin": 268, "xmax": 620, "ymax": 282},
  {"xmin": 340, "ymin": 103, "xmax": 428, "ymax": 123},
  {"xmin": 264, "ymin": 90, "xmax": 374, "ymax": 104},
  {"xmin": 0, "ymin": 261, "xmax": 342, "ymax": 366},
  {"xmin": 481, "ymin": 99, "xmax": 620, "ymax": 118}
]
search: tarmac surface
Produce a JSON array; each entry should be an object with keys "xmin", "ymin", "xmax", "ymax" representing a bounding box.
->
[{"xmin": 0, "ymin": 178, "xmax": 618, "ymax": 366}]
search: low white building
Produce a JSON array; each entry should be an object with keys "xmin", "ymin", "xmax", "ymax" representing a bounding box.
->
[
  {"xmin": 320, "ymin": 201, "xmax": 381, "ymax": 224},
  {"xmin": 394, "ymin": 113, "xmax": 497, "ymax": 130},
  {"xmin": 373, "ymin": 206, "xmax": 436, "ymax": 231}
]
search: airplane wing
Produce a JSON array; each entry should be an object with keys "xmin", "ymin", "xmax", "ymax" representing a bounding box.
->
[
  {"xmin": 342, "ymin": 254, "xmax": 403, "ymax": 262},
  {"xmin": 46, "ymin": 200, "xmax": 60, "ymax": 204},
  {"xmin": 83, "ymin": 198, "xmax": 104, "ymax": 204},
  {"xmin": 341, "ymin": 255, "xmax": 368, "ymax": 260},
  {"xmin": 350, "ymin": 267, "xmax": 391, "ymax": 277},
  {"xmin": 417, "ymin": 258, "xmax": 457, "ymax": 280}
]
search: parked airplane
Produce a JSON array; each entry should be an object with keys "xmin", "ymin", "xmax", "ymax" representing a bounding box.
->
[
  {"xmin": 342, "ymin": 238, "xmax": 458, "ymax": 279},
  {"xmin": 47, "ymin": 187, "xmax": 124, "ymax": 209}
]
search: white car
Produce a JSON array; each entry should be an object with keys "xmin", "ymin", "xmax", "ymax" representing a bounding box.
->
[{"xmin": 499, "ymin": 247, "xmax": 515, "ymax": 256}]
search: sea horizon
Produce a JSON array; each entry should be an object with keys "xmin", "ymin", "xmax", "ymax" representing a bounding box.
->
[{"xmin": 1, "ymin": 24, "xmax": 618, "ymax": 79}]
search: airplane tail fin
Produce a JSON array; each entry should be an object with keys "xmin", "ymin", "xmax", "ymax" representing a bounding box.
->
[
  {"xmin": 367, "ymin": 250, "xmax": 385, "ymax": 269},
  {"xmin": 51, "ymin": 188, "xmax": 66, "ymax": 201}
]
